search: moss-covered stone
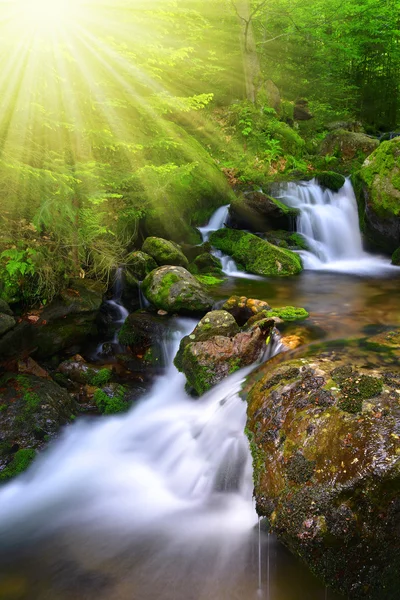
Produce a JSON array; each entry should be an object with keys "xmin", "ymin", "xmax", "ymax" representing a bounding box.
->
[
  {"xmin": 354, "ymin": 138, "xmax": 400, "ymax": 252},
  {"xmin": 320, "ymin": 129, "xmax": 379, "ymax": 164},
  {"xmin": 0, "ymin": 374, "xmax": 76, "ymax": 480},
  {"xmin": 209, "ymin": 229, "xmax": 302, "ymax": 277},
  {"xmin": 392, "ymin": 247, "xmax": 400, "ymax": 265},
  {"xmin": 142, "ymin": 266, "xmax": 213, "ymax": 314},
  {"xmin": 94, "ymin": 385, "xmax": 129, "ymax": 415},
  {"xmin": 244, "ymin": 342, "xmax": 400, "ymax": 599},
  {"xmin": 265, "ymin": 231, "xmax": 309, "ymax": 251},
  {"xmin": 142, "ymin": 237, "xmax": 189, "ymax": 268},
  {"xmin": 0, "ymin": 299, "xmax": 13, "ymax": 316},
  {"xmin": 315, "ymin": 171, "xmax": 346, "ymax": 192},
  {"xmin": 268, "ymin": 306, "xmax": 309, "ymax": 321},
  {"xmin": 222, "ymin": 295, "xmax": 271, "ymax": 325},
  {"xmin": 118, "ymin": 310, "xmax": 166, "ymax": 349},
  {"xmin": 126, "ymin": 251, "xmax": 157, "ymax": 280},
  {"xmin": 192, "ymin": 253, "xmax": 222, "ymax": 274},
  {"xmin": 0, "ymin": 449, "xmax": 36, "ymax": 481}
]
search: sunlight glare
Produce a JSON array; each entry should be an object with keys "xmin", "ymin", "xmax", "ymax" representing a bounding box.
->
[{"xmin": 18, "ymin": 0, "xmax": 80, "ymax": 34}]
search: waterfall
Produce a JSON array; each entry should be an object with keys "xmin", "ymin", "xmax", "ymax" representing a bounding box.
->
[
  {"xmin": 0, "ymin": 321, "xmax": 283, "ymax": 564},
  {"xmin": 200, "ymin": 206, "xmax": 263, "ymax": 280},
  {"xmin": 95, "ymin": 267, "xmax": 129, "ymax": 358},
  {"xmin": 277, "ymin": 178, "xmax": 399, "ymax": 275}
]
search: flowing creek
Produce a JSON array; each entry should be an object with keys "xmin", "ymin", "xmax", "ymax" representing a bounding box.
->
[{"xmin": 0, "ymin": 180, "xmax": 399, "ymax": 599}]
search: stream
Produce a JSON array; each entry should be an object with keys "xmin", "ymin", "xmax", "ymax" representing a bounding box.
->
[{"xmin": 0, "ymin": 180, "xmax": 399, "ymax": 599}]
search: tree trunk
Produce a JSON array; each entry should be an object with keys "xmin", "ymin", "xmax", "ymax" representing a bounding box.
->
[{"xmin": 235, "ymin": 0, "xmax": 262, "ymax": 103}]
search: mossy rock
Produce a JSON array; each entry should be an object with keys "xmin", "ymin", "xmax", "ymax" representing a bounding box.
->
[
  {"xmin": 58, "ymin": 357, "xmax": 113, "ymax": 386},
  {"xmin": 209, "ymin": 229, "xmax": 302, "ymax": 277},
  {"xmin": 355, "ymin": 138, "xmax": 400, "ymax": 252},
  {"xmin": 392, "ymin": 247, "xmax": 400, "ymax": 265},
  {"xmin": 244, "ymin": 342, "xmax": 400, "ymax": 599},
  {"xmin": 192, "ymin": 253, "xmax": 222, "ymax": 274},
  {"xmin": 265, "ymin": 230, "xmax": 309, "ymax": 251},
  {"xmin": 315, "ymin": 171, "xmax": 346, "ymax": 192},
  {"xmin": 268, "ymin": 306, "xmax": 309, "ymax": 322},
  {"xmin": 118, "ymin": 310, "xmax": 166, "ymax": 348},
  {"xmin": 142, "ymin": 266, "xmax": 213, "ymax": 314},
  {"xmin": 174, "ymin": 310, "xmax": 239, "ymax": 370},
  {"xmin": 126, "ymin": 251, "xmax": 157, "ymax": 280},
  {"xmin": 221, "ymin": 295, "xmax": 271, "ymax": 326},
  {"xmin": 0, "ymin": 374, "xmax": 77, "ymax": 480},
  {"xmin": 320, "ymin": 129, "xmax": 379, "ymax": 164},
  {"xmin": 142, "ymin": 237, "xmax": 189, "ymax": 268}
]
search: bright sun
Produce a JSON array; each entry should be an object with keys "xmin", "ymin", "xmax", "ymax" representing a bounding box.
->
[{"xmin": 18, "ymin": 0, "xmax": 81, "ymax": 35}]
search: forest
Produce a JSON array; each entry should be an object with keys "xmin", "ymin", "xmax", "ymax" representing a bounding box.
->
[{"xmin": 0, "ymin": 0, "xmax": 399, "ymax": 599}]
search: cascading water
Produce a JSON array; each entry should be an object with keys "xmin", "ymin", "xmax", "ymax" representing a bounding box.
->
[
  {"xmin": 95, "ymin": 267, "xmax": 129, "ymax": 357},
  {"xmin": 0, "ymin": 318, "xmax": 296, "ymax": 599},
  {"xmin": 200, "ymin": 205, "xmax": 263, "ymax": 280},
  {"xmin": 277, "ymin": 178, "xmax": 399, "ymax": 275}
]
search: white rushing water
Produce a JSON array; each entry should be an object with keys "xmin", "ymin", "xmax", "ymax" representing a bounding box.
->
[
  {"xmin": 277, "ymin": 178, "xmax": 399, "ymax": 276},
  {"xmin": 0, "ymin": 320, "xmax": 283, "ymax": 563},
  {"xmin": 200, "ymin": 205, "xmax": 264, "ymax": 280}
]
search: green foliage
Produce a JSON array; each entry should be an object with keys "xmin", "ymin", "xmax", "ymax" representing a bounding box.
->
[
  {"xmin": 0, "ymin": 248, "xmax": 36, "ymax": 303},
  {"xmin": 90, "ymin": 369, "xmax": 112, "ymax": 387}
]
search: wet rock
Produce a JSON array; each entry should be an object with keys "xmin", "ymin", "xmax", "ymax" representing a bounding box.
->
[
  {"xmin": 209, "ymin": 229, "xmax": 303, "ymax": 277},
  {"xmin": 315, "ymin": 171, "xmax": 345, "ymax": 192},
  {"xmin": 244, "ymin": 342, "xmax": 400, "ymax": 599},
  {"xmin": 142, "ymin": 266, "xmax": 213, "ymax": 314},
  {"xmin": 0, "ymin": 299, "xmax": 13, "ymax": 316},
  {"xmin": 0, "ymin": 374, "xmax": 77, "ymax": 480},
  {"xmin": 17, "ymin": 357, "xmax": 50, "ymax": 380},
  {"xmin": 118, "ymin": 310, "xmax": 167, "ymax": 358},
  {"xmin": 175, "ymin": 310, "xmax": 273, "ymax": 396},
  {"xmin": 222, "ymin": 296, "xmax": 271, "ymax": 326},
  {"xmin": 126, "ymin": 251, "xmax": 157, "ymax": 280},
  {"xmin": 0, "ymin": 279, "xmax": 104, "ymax": 360},
  {"xmin": 142, "ymin": 237, "xmax": 189, "ymax": 268},
  {"xmin": 229, "ymin": 192, "xmax": 299, "ymax": 233},
  {"xmin": 191, "ymin": 253, "xmax": 222, "ymax": 274},
  {"xmin": 58, "ymin": 356, "xmax": 113, "ymax": 386}
]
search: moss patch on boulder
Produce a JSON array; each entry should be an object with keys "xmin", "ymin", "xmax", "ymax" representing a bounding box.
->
[
  {"xmin": 315, "ymin": 171, "xmax": 346, "ymax": 192},
  {"xmin": 126, "ymin": 251, "xmax": 157, "ymax": 280},
  {"xmin": 142, "ymin": 266, "xmax": 213, "ymax": 314},
  {"xmin": 209, "ymin": 229, "xmax": 302, "ymax": 277},
  {"xmin": 142, "ymin": 237, "xmax": 189, "ymax": 268}
]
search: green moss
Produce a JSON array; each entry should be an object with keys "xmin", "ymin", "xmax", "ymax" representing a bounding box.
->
[
  {"xmin": 209, "ymin": 229, "xmax": 302, "ymax": 277},
  {"xmin": 392, "ymin": 247, "xmax": 400, "ymax": 265},
  {"xmin": 271, "ymin": 197, "xmax": 300, "ymax": 218},
  {"xmin": 0, "ymin": 449, "xmax": 36, "ymax": 481},
  {"xmin": 286, "ymin": 452, "xmax": 316, "ymax": 484},
  {"xmin": 245, "ymin": 427, "xmax": 267, "ymax": 486},
  {"xmin": 90, "ymin": 368, "xmax": 112, "ymax": 387},
  {"xmin": 94, "ymin": 386, "xmax": 128, "ymax": 415},
  {"xmin": 315, "ymin": 171, "xmax": 346, "ymax": 192},
  {"xmin": 142, "ymin": 237, "xmax": 189, "ymax": 267},
  {"xmin": 23, "ymin": 392, "xmax": 41, "ymax": 411},
  {"xmin": 195, "ymin": 275, "xmax": 224, "ymax": 286},
  {"xmin": 338, "ymin": 375, "xmax": 383, "ymax": 413},
  {"xmin": 269, "ymin": 306, "xmax": 309, "ymax": 321},
  {"xmin": 357, "ymin": 138, "xmax": 400, "ymax": 218}
]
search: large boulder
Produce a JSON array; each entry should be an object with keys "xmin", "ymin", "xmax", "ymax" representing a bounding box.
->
[
  {"xmin": 0, "ymin": 279, "xmax": 104, "ymax": 360},
  {"xmin": 142, "ymin": 266, "xmax": 213, "ymax": 314},
  {"xmin": 0, "ymin": 373, "xmax": 77, "ymax": 480},
  {"xmin": 354, "ymin": 138, "xmax": 400, "ymax": 252},
  {"xmin": 126, "ymin": 251, "xmax": 157, "ymax": 280},
  {"xmin": 244, "ymin": 340, "xmax": 400, "ymax": 599},
  {"xmin": 209, "ymin": 229, "xmax": 303, "ymax": 277},
  {"xmin": 175, "ymin": 310, "xmax": 273, "ymax": 396},
  {"xmin": 229, "ymin": 192, "xmax": 299, "ymax": 233},
  {"xmin": 320, "ymin": 129, "xmax": 378, "ymax": 164},
  {"xmin": 191, "ymin": 253, "xmax": 222, "ymax": 274},
  {"xmin": 142, "ymin": 237, "xmax": 189, "ymax": 268}
]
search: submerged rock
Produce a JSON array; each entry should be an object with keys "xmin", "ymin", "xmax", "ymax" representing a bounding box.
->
[
  {"xmin": 0, "ymin": 373, "xmax": 77, "ymax": 480},
  {"xmin": 209, "ymin": 229, "xmax": 303, "ymax": 277},
  {"xmin": 354, "ymin": 138, "xmax": 400, "ymax": 252},
  {"xmin": 142, "ymin": 266, "xmax": 213, "ymax": 314},
  {"xmin": 244, "ymin": 342, "xmax": 400, "ymax": 599},
  {"xmin": 142, "ymin": 237, "xmax": 189, "ymax": 268}
]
